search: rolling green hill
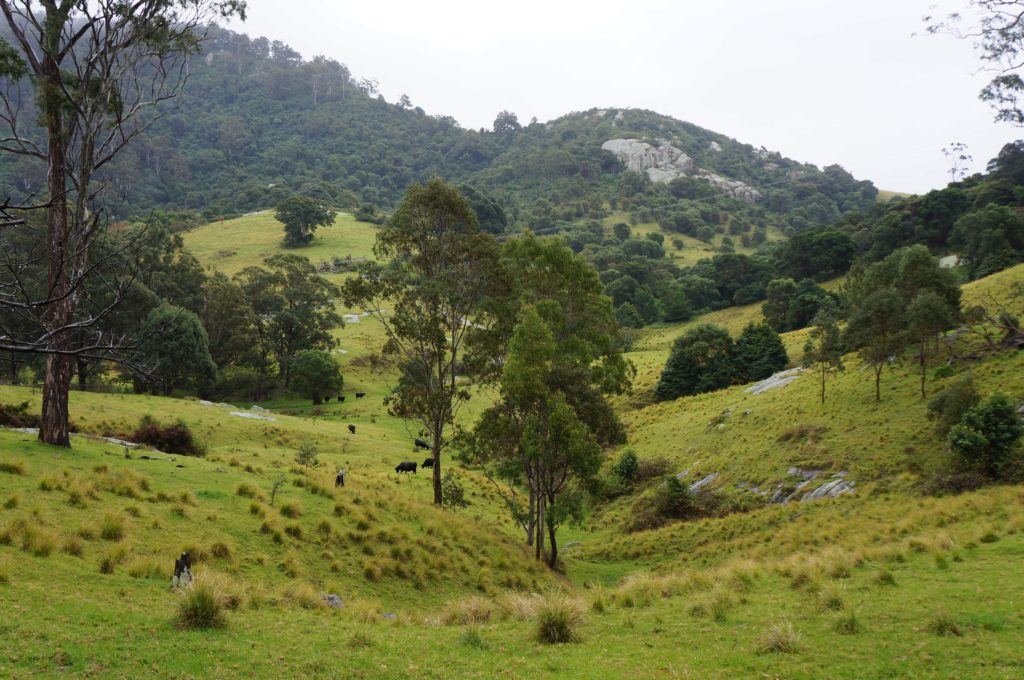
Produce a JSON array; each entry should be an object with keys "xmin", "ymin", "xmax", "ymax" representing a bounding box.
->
[{"xmin": 1, "ymin": 253, "xmax": 1022, "ymax": 676}]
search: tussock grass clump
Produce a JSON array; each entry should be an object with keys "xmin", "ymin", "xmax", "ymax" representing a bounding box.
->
[
  {"xmin": 817, "ymin": 584, "xmax": 845, "ymax": 612},
  {"xmin": 460, "ymin": 626, "xmax": 487, "ymax": 649},
  {"xmin": 279, "ymin": 501, "xmax": 302, "ymax": 518},
  {"xmin": 0, "ymin": 459, "xmax": 26, "ymax": 476},
  {"xmin": 757, "ymin": 620, "xmax": 801, "ymax": 654},
  {"xmin": 3, "ymin": 494, "xmax": 19, "ymax": 509},
  {"xmin": 872, "ymin": 565, "xmax": 897, "ymax": 585},
  {"xmin": 282, "ymin": 582, "xmax": 327, "ymax": 610},
  {"xmin": 834, "ymin": 608, "xmax": 863, "ymax": 635},
  {"xmin": 0, "ymin": 557, "xmax": 9, "ymax": 584},
  {"xmin": 284, "ymin": 523, "xmax": 303, "ymax": 539},
  {"xmin": 249, "ymin": 501, "xmax": 267, "ymax": 518},
  {"xmin": 3, "ymin": 518, "xmax": 58, "ymax": 557},
  {"xmin": 615, "ymin": 573, "xmax": 660, "ymax": 608},
  {"xmin": 175, "ymin": 580, "xmax": 227, "ymax": 629},
  {"xmin": 209, "ymin": 540, "xmax": 234, "ymax": 561},
  {"xmin": 442, "ymin": 595, "xmax": 494, "ymax": 625},
  {"xmin": 99, "ymin": 544, "xmax": 129, "ymax": 574},
  {"xmin": 535, "ymin": 595, "xmax": 585, "ymax": 644},
  {"xmin": 689, "ymin": 586, "xmax": 735, "ymax": 622},
  {"xmin": 61, "ymin": 536, "xmax": 85, "ymax": 558},
  {"xmin": 494, "ymin": 591, "xmax": 545, "ymax": 621},
  {"xmin": 127, "ymin": 557, "xmax": 165, "ymax": 579},
  {"xmin": 278, "ymin": 552, "xmax": 303, "ymax": 579},
  {"xmin": 927, "ymin": 612, "xmax": 963, "ymax": 637},
  {"xmin": 99, "ymin": 513, "xmax": 126, "ymax": 541},
  {"xmin": 347, "ymin": 631, "xmax": 372, "ymax": 649},
  {"xmin": 236, "ymin": 483, "xmax": 266, "ymax": 502}
]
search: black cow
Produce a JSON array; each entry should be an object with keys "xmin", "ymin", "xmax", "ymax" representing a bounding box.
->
[
  {"xmin": 335, "ymin": 469, "xmax": 345, "ymax": 487},
  {"xmin": 421, "ymin": 458, "xmax": 434, "ymax": 469},
  {"xmin": 414, "ymin": 438, "xmax": 430, "ymax": 450},
  {"xmin": 355, "ymin": 392, "xmax": 366, "ymax": 399},
  {"xmin": 347, "ymin": 424, "xmax": 356, "ymax": 435},
  {"xmin": 324, "ymin": 396, "xmax": 332, "ymax": 402},
  {"xmin": 395, "ymin": 461, "xmax": 417, "ymax": 474},
  {"xmin": 338, "ymin": 395, "xmax": 346, "ymax": 402}
]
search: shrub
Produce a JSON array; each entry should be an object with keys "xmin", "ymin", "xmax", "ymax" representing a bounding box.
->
[
  {"xmin": 130, "ymin": 416, "xmax": 206, "ymax": 456},
  {"xmin": 175, "ymin": 580, "xmax": 227, "ymax": 629},
  {"xmin": 655, "ymin": 477, "xmax": 696, "ymax": 519},
  {"xmin": 757, "ymin": 620, "xmax": 801, "ymax": 654},
  {"xmin": 655, "ymin": 324, "xmax": 735, "ymax": 401},
  {"xmin": 535, "ymin": 596, "xmax": 584, "ymax": 644},
  {"xmin": 732, "ymin": 322, "xmax": 788, "ymax": 383},
  {"xmin": 0, "ymin": 402, "xmax": 40, "ymax": 428},
  {"xmin": 612, "ymin": 449, "xmax": 639, "ymax": 482},
  {"xmin": 635, "ymin": 456, "xmax": 672, "ymax": 482},
  {"xmin": 441, "ymin": 470, "xmax": 469, "ymax": 510},
  {"xmin": 927, "ymin": 376, "xmax": 980, "ymax": 435},
  {"xmin": 948, "ymin": 393, "xmax": 1023, "ymax": 478}
]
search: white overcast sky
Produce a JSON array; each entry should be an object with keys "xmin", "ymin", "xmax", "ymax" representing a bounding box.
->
[{"xmin": 229, "ymin": 0, "xmax": 1018, "ymax": 194}]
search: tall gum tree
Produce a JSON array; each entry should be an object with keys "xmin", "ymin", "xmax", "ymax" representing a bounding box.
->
[
  {"xmin": 0, "ymin": 1, "xmax": 247, "ymax": 445},
  {"xmin": 343, "ymin": 178, "xmax": 501, "ymax": 505}
]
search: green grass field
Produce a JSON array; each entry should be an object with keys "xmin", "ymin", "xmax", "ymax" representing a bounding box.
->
[{"xmin": 1, "ymin": 217, "xmax": 1023, "ymax": 677}]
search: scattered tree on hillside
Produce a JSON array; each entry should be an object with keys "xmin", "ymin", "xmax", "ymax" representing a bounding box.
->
[
  {"xmin": 655, "ymin": 324, "xmax": 734, "ymax": 401},
  {"xmin": 276, "ymin": 194, "xmax": 336, "ymax": 247},
  {"xmin": 0, "ymin": 0, "xmax": 247, "ymax": 445},
  {"xmin": 732, "ymin": 322, "xmax": 788, "ymax": 383},
  {"xmin": 135, "ymin": 303, "xmax": 217, "ymax": 396},
  {"xmin": 201, "ymin": 272, "xmax": 258, "ymax": 369},
  {"xmin": 290, "ymin": 350, "xmax": 342, "ymax": 405},
  {"xmin": 802, "ymin": 298, "xmax": 845, "ymax": 405},
  {"xmin": 928, "ymin": 376, "xmax": 981, "ymax": 435},
  {"xmin": 343, "ymin": 178, "xmax": 501, "ymax": 506},
  {"xmin": 845, "ymin": 287, "xmax": 904, "ymax": 402},
  {"xmin": 906, "ymin": 290, "xmax": 959, "ymax": 398},
  {"xmin": 294, "ymin": 440, "xmax": 319, "ymax": 472}
]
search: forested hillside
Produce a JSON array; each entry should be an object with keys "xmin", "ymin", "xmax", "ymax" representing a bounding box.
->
[{"xmin": 0, "ymin": 24, "xmax": 877, "ymax": 234}]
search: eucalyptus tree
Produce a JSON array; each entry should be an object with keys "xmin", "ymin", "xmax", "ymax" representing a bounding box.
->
[{"xmin": 343, "ymin": 178, "xmax": 501, "ymax": 505}]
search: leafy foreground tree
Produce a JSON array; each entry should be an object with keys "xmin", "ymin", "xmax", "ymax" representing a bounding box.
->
[
  {"xmin": 343, "ymin": 178, "xmax": 501, "ymax": 505},
  {"xmin": 465, "ymin": 234, "xmax": 631, "ymax": 563},
  {"xmin": 290, "ymin": 350, "xmax": 343, "ymax": 405},
  {"xmin": 655, "ymin": 324, "xmax": 734, "ymax": 401},
  {"xmin": 949, "ymin": 393, "xmax": 1023, "ymax": 478},
  {"xmin": 802, "ymin": 299, "xmax": 845, "ymax": 405},
  {"xmin": 0, "ymin": 0, "xmax": 246, "ymax": 445},
  {"xmin": 732, "ymin": 322, "xmax": 788, "ymax": 383},
  {"xmin": 276, "ymin": 194, "xmax": 336, "ymax": 247}
]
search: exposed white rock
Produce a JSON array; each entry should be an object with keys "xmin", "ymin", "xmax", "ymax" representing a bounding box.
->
[
  {"xmin": 689, "ymin": 472, "xmax": 719, "ymax": 493},
  {"xmin": 939, "ymin": 255, "xmax": 961, "ymax": 269},
  {"xmin": 745, "ymin": 367, "xmax": 803, "ymax": 395},
  {"xmin": 601, "ymin": 138, "xmax": 762, "ymax": 203},
  {"xmin": 343, "ymin": 313, "xmax": 361, "ymax": 324},
  {"xmin": 709, "ymin": 141, "xmax": 722, "ymax": 152},
  {"xmin": 230, "ymin": 411, "xmax": 276, "ymax": 422},
  {"xmin": 802, "ymin": 479, "xmax": 856, "ymax": 502}
]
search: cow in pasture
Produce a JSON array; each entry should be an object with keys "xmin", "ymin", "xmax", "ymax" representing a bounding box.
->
[
  {"xmin": 335, "ymin": 469, "xmax": 345, "ymax": 487},
  {"xmin": 347, "ymin": 424, "xmax": 356, "ymax": 434},
  {"xmin": 414, "ymin": 438, "xmax": 430, "ymax": 450},
  {"xmin": 421, "ymin": 458, "xmax": 434, "ymax": 469},
  {"xmin": 324, "ymin": 396, "xmax": 332, "ymax": 402},
  {"xmin": 395, "ymin": 461, "xmax": 417, "ymax": 474},
  {"xmin": 355, "ymin": 392, "xmax": 366, "ymax": 398},
  {"xmin": 338, "ymin": 395, "xmax": 346, "ymax": 402}
]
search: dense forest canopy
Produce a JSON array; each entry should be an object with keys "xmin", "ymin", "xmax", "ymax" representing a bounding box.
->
[{"xmin": 0, "ymin": 24, "xmax": 877, "ymax": 233}]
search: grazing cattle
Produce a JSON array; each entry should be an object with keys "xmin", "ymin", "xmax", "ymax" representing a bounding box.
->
[
  {"xmin": 324, "ymin": 396, "xmax": 332, "ymax": 402},
  {"xmin": 414, "ymin": 438, "xmax": 430, "ymax": 450},
  {"xmin": 421, "ymin": 458, "xmax": 434, "ymax": 469},
  {"xmin": 355, "ymin": 392, "xmax": 366, "ymax": 399},
  {"xmin": 335, "ymin": 469, "xmax": 345, "ymax": 487},
  {"xmin": 338, "ymin": 395, "xmax": 346, "ymax": 403},
  {"xmin": 395, "ymin": 461, "xmax": 417, "ymax": 474},
  {"xmin": 347, "ymin": 424, "xmax": 356, "ymax": 435}
]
